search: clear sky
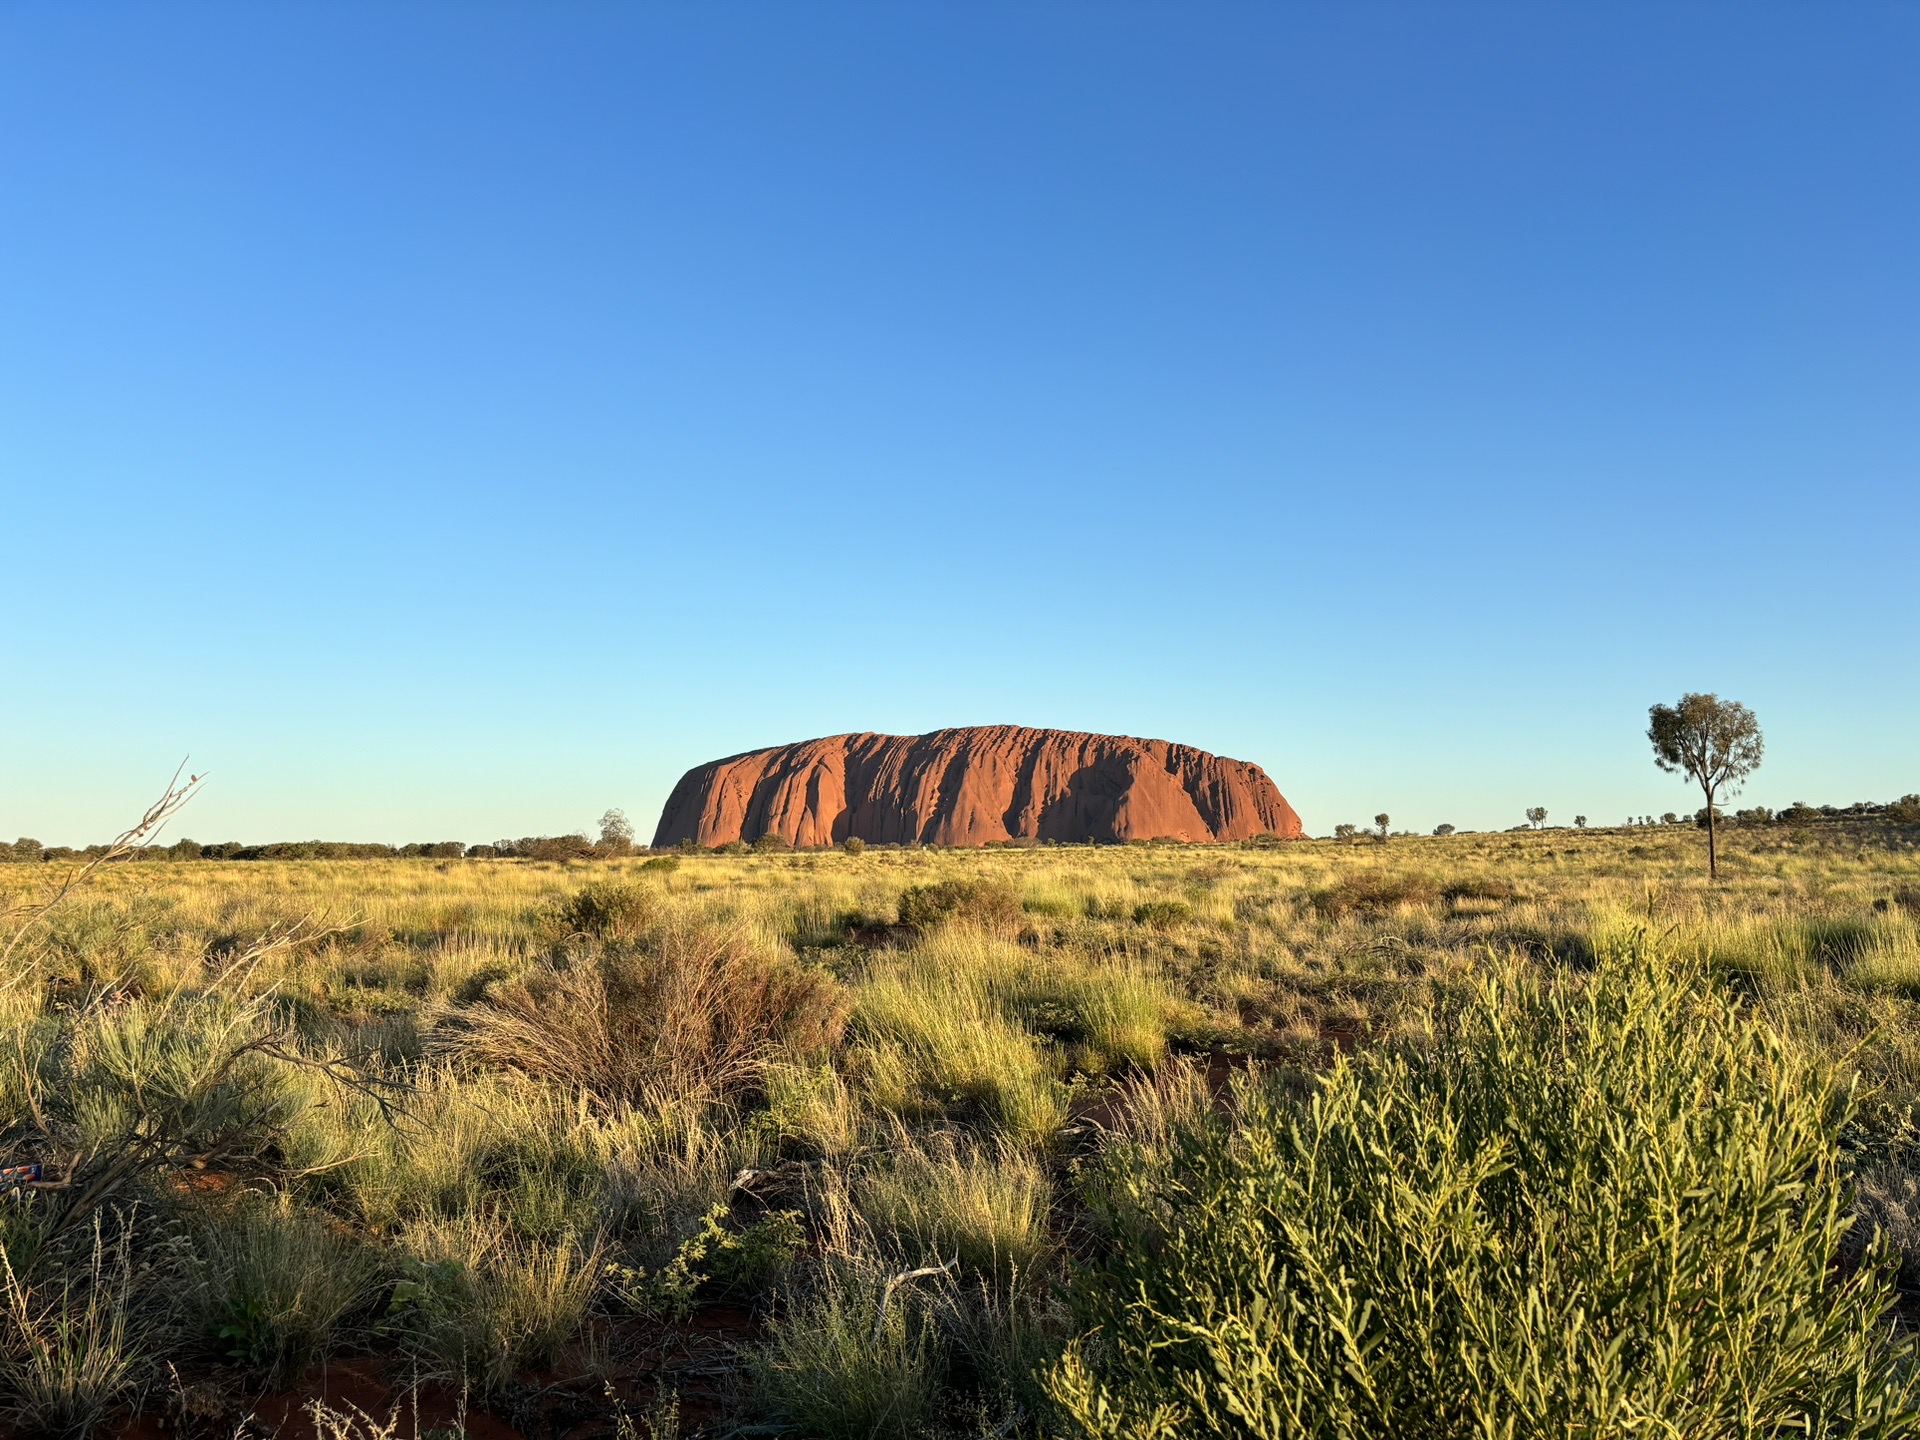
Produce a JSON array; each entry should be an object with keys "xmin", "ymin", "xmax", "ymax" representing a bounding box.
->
[{"xmin": 2, "ymin": 4, "xmax": 1915, "ymax": 845}]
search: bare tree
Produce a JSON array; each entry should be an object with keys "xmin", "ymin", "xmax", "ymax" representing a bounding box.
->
[
  {"xmin": 1649, "ymin": 693, "xmax": 1763, "ymax": 879},
  {"xmin": 1526, "ymin": 806, "xmax": 1547, "ymax": 829}
]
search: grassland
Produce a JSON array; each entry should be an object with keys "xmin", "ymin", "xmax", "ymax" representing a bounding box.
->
[{"xmin": 3, "ymin": 822, "xmax": 1920, "ymax": 1437}]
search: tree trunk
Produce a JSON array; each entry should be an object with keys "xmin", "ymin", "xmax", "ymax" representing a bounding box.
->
[{"xmin": 1704, "ymin": 783, "xmax": 1718, "ymax": 880}]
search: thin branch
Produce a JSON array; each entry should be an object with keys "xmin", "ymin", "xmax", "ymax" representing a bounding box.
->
[{"xmin": 1, "ymin": 762, "xmax": 206, "ymax": 975}]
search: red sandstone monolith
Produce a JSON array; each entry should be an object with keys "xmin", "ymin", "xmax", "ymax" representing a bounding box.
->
[{"xmin": 651, "ymin": 725, "xmax": 1302, "ymax": 849}]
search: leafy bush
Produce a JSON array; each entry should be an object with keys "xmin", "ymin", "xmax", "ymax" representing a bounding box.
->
[
  {"xmin": 606, "ymin": 1204, "xmax": 804, "ymax": 1318},
  {"xmin": 549, "ymin": 880, "xmax": 657, "ymax": 945},
  {"xmin": 841, "ymin": 836, "xmax": 867, "ymax": 856},
  {"xmin": 1130, "ymin": 899, "xmax": 1191, "ymax": 929},
  {"xmin": 1048, "ymin": 939, "xmax": 1920, "ymax": 1438},
  {"xmin": 896, "ymin": 880, "xmax": 1022, "ymax": 933}
]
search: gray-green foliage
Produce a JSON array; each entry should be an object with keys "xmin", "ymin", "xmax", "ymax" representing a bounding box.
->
[
  {"xmin": 195, "ymin": 1196, "xmax": 379, "ymax": 1384},
  {"xmin": 1048, "ymin": 938, "xmax": 1920, "ymax": 1438}
]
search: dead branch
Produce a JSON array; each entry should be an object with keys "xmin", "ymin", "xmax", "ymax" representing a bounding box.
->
[{"xmin": 1, "ymin": 761, "xmax": 206, "ymax": 973}]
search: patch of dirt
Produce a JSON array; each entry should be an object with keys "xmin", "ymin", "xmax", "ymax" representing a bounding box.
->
[{"xmin": 101, "ymin": 1302, "xmax": 769, "ymax": 1440}]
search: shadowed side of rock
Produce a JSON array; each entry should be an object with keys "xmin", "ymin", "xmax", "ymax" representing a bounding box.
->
[{"xmin": 651, "ymin": 725, "xmax": 1302, "ymax": 848}]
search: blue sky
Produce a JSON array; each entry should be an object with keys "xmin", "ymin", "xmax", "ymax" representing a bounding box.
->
[{"xmin": 3, "ymin": 4, "xmax": 1915, "ymax": 844}]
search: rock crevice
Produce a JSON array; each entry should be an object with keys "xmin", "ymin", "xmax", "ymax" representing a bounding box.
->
[{"xmin": 652, "ymin": 725, "xmax": 1302, "ymax": 848}]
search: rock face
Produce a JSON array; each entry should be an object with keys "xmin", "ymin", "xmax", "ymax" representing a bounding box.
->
[{"xmin": 652, "ymin": 726, "xmax": 1302, "ymax": 849}]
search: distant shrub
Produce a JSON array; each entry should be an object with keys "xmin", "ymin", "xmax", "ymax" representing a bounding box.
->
[
  {"xmin": 715, "ymin": 840, "xmax": 750, "ymax": 856},
  {"xmin": 841, "ymin": 836, "xmax": 867, "ymax": 856},
  {"xmin": 1130, "ymin": 899, "xmax": 1192, "ymax": 929},
  {"xmin": 1736, "ymin": 807, "xmax": 1775, "ymax": 826},
  {"xmin": 1048, "ymin": 941, "xmax": 1918, "ymax": 1437},
  {"xmin": 897, "ymin": 879, "xmax": 1023, "ymax": 932},
  {"xmin": 1889, "ymin": 794, "xmax": 1920, "ymax": 825},
  {"xmin": 498, "ymin": 834, "xmax": 596, "ymax": 862},
  {"xmin": 753, "ymin": 832, "xmax": 792, "ymax": 853},
  {"xmin": 640, "ymin": 854, "xmax": 681, "ymax": 875},
  {"xmin": 550, "ymin": 880, "xmax": 658, "ymax": 945},
  {"xmin": 1311, "ymin": 872, "xmax": 1442, "ymax": 916},
  {"xmin": 464, "ymin": 844, "xmax": 499, "ymax": 860},
  {"xmin": 1440, "ymin": 874, "xmax": 1518, "ymax": 904},
  {"xmin": 1432, "ymin": 823, "xmax": 1455, "ymax": 836}
]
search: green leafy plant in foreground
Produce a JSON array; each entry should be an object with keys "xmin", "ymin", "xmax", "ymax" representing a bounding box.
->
[
  {"xmin": 605, "ymin": 1205, "xmax": 805, "ymax": 1320},
  {"xmin": 1048, "ymin": 936, "xmax": 1920, "ymax": 1439}
]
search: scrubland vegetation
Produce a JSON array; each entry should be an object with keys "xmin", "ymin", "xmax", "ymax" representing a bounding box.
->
[{"xmin": 4, "ymin": 821, "xmax": 1920, "ymax": 1436}]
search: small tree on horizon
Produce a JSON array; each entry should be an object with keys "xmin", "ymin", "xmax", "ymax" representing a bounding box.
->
[
  {"xmin": 1575, "ymin": 815, "xmax": 1587, "ymax": 829},
  {"xmin": 1375, "ymin": 813, "xmax": 1391, "ymax": 842},
  {"xmin": 1649, "ymin": 692, "xmax": 1764, "ymax": 880},
  {"xmin": 1526, "ymin": 807, "xmax": 1547, "ymax": 829},
  {"xmin": 1433, "ymin": 823, "xmax": 1455, "ymax": 837},
  {"xmin": 597, "ymin": 808, "xmax": 636, "ymax": 856}
]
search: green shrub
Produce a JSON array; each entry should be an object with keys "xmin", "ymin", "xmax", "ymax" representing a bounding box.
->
[
  {"xmin": 549, "ymin": 880, "xmax": 657, "ymax": 945},
  {"xmin": 841, "ymin": 836, "xmax": 867, "ymax": 856},
  {"xmin": 1130, "ymin": 899, "xmax": 1191, "ymax": 929},
  {"xmin": 607, "ymin": 1203, "xmax": 804, "ymax": 1318},
  {"xmin": 1048, "ymin": 939, "xmax": 1920, "ymax": 1438},
  {"xmin": 897, "ymin": 880, "xmax": 1022, "ymax": 933}
]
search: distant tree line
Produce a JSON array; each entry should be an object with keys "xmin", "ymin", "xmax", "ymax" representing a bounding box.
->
[{"xmin": 0, "ymin": 808, "xmax": 650, "ymax": 864}]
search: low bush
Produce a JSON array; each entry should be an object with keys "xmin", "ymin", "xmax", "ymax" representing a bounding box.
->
[
  {"xmin": 549, "ymin": 880, "xmax": 657, "ymax": 945},
  {"xmin": 606, "ymin": 1203, "xmax": 804, "ymax": 1318},
  {"xmin": 1049, "ymin": 939, "xmax": 1920, "ymax": 1437},
  {"xmin": 1308, "ymin": 871, "xmax": 1442, "ymax": 916},
  {"xmin": 897, "ymin": 880, "xmax": 1022, "ymax": 933},
  {"xmin": 434, "ymin": 920, "xmax": 848, "ymax": 1107},
  {"xmin": 195, "ymin": 1196, "xmax": 380, "ymax": 1383},
  {"xmin": 750, "ymin": 1264, "xmax": 946, "ymax": 1439},
  {"xmin": 389, "ymin": 1217, "xmax": 599, "ymax": 1395},
  {"xmin": 1130, "ymin": 899, "xmax": 1191, "ymax": 929}
]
